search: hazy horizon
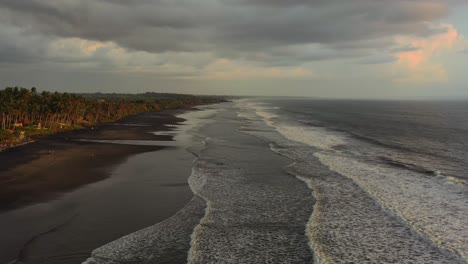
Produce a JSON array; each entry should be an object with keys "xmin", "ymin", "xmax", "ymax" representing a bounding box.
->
[{"xmin": 1, "ymin": 1, "xmax": 468, "ymax": 99}]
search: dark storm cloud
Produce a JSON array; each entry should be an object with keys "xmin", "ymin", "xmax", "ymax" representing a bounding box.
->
[
  {"xmin": 0, "ymin": 22, "xmax": 49, "ymax": 63},
  {"xmin": 0, "ymin": 0, "xmax": 464, "ymax": 66}
]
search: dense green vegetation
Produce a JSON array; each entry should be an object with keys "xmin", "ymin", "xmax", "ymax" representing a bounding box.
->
[{"xmin": 0, "ymin": 87, "xmax": 224, "ymax": 148}]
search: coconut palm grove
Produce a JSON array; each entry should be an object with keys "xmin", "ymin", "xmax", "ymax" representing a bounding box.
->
[{"xmin": 0, "ymin": 87, "xmax": 223, "ymax": 149}]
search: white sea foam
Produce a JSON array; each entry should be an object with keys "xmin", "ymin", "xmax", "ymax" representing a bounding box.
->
[
  {"xmin": 236, "ymin": 106, "xmax": 259, "ymax": 120},
  {"xmin": 82, "ymin": 105, "xmax": 225, "ymax": 264},
  {"xmin": 77, "ymin": 107, "xmax": 221, "ymax": 148},
  {"xmin": 242, "ymin": 100, "xmax": 346, "ymax": 151},
  {"xmin": 315, "ymin": 152, "xmax": 468, "ymax": 260},
  {"xmin": 188, "ymin": 159, "xmax": 209, "ymax": 195},
  {"xmin": 83, "ymin": 145, "xmax": 211, "ymax": 263},
  {"xmin": 83, "ymin": 196, "xmax": 206, "ymax": 264},
  {"xmin": 236, "ymin": 99, "xmax": 468, "ymax": 262},
  {"xmin": 154, "ymin": 107, "xmax": 220, "ymax": 140},
  {"xmin": 445, "ymin": 176, "xmax": 466, "ymax": 185},
  {"xmin": 187, "ymin": 104, "xmax": 314, "ymax": 263}
]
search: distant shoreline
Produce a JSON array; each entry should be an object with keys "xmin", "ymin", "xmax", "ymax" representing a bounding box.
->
[{"xmin": 0, "ymin": 87, "xmax": 227, "ymax": 152}]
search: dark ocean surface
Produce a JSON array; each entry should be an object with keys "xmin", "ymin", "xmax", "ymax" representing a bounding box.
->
[
  {"xmin": 263, "ymin": 98, "xmax": 468, "ymax": 181},
  {"xmin": 237, "ymin": 98, "xmax": 468, "ymax": 262}
]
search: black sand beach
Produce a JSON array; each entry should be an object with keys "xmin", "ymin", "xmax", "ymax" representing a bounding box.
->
[
  {"xmin": 0, "ymin": 111, "xmax": 186, "ymax": 211},
  {"xmin": 0, "ymin": 110, "xmax": 197, "ymax": 264}
]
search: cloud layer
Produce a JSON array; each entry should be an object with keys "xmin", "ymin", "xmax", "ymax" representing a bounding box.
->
[{"xmin": 0, "ymin": 0, "xmax": 467, "ymax": 95}]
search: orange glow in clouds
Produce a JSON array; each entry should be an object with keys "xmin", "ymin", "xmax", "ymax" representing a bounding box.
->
[
  {"xmin": 397, "ymin": 24, "xmax": 460, "ymax": 68},
  {"xmin": 394, "ymin": 24, "xmax": 465, "ymax": 83}
]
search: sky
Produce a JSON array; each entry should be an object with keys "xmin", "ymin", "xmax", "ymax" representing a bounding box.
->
[{"xmin": 0, "ymin": 0, "xmax": 467, "ymax": 98}]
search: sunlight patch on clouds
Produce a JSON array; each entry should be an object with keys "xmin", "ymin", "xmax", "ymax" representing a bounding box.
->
[
  {"xmin": 46, "ymin": 37, "xmax": 135, "ymax": 71},
  {"xmin": 46, "ymin": 37, "xmax": 198, "ymax": 74},
  {"xmin": 46, "ymin": 37, "xmax": 317, "ymax": 80},
  {"xmin": 48, "ymin": 38, "xmax": 118, "ymax": 60},
  {"xmin": 393, "ymin": 23, "xmax": 466, "ymax": 83}
]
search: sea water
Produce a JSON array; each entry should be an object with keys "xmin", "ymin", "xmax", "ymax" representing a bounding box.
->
[{"xmin": 86, "ymin": 99, "xmax": 467, "ymax": 263}]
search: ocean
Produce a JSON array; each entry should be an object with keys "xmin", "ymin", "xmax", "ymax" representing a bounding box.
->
[
  {"xmin": 260, "ymin": 98, "xmax": 468, "ymax": 183},
  {"xmin": 86, "ymin": 98, "xmax": 468, "ymax": 263}
]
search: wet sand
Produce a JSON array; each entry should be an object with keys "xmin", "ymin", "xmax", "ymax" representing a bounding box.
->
[
  {"xmin": 0, "ymin": 110, "xmax": 197, "ymax": 264},
  {"xmin": 0, "ymin": 111, "xmax": 184, "ymax": 211}
]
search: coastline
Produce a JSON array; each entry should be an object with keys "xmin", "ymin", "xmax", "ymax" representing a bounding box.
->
[
  {"xmin": 0, "ymin": 107, "xmax": 203, "ymax": 264},
  {"xmin": 0, "ymin": 108, "xmax": 187, "ymax": 212}
]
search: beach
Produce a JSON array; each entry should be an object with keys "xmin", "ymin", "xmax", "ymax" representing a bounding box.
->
[
  {"xmin": 0, "ymin": 111, "xmax": 185, "ymax": 211},
  {"xmin": 0, "ymin": 109, "xmax": 199, "ymax": 263}
]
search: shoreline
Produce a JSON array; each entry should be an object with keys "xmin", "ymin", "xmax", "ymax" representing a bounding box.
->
[
  {"xmin": 0, "ymin": 108, "xmax": 190, "ymax": 212},
  {"xmin": 0, "ymin": 107, "xmax": 202, "ymax": 264},
  {"xmin": 0, "ymin": 139, "xmax": 35, "ymax": 153}
]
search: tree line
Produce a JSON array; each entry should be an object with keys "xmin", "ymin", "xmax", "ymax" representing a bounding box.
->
[{"xmin": 0, "ymin": 87, "xmax": 224, "ymax": 147}]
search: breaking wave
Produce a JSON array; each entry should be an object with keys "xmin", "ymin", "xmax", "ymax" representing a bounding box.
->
[{"xmin": 236, "ymin": 99, "xmax": 468, "ymax": 263}]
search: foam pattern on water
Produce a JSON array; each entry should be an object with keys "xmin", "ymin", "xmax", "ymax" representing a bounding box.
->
[
  {"xmin": 83, "ymin": 195, "xmax": 206, "ymax": 264},
  {"xmin": 315, "ymin": 152, "xmax": 468, "ymax": 261},
  {"xmin": 254, "ymin": 111, "xmax": 346, "ymax": 151},
  {"xmin": 236, "ymin": 99, "xmax": 466, "ymax": 263},
  {"xmin": 187, "ymin": 107, "xmax": 315, "ymax": 263},
  {"xmin": 81, "ymin": 107, "xmax": 223, "ymax": 264}
]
